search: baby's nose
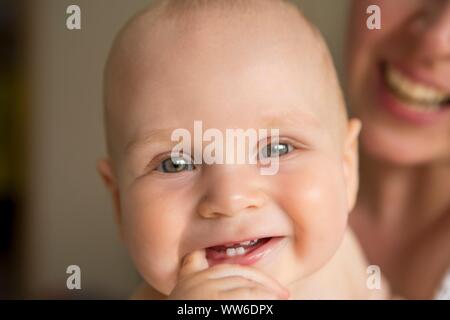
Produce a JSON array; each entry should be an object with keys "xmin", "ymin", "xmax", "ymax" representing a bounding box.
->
[{"xmin": 197, "ymin": 164, "xmax": 267, "ymax": 219}]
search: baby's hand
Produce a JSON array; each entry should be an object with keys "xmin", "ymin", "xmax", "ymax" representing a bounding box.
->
[{"xmin": 168, "ymin": 250, "xmax": 290, "ymax": 300}]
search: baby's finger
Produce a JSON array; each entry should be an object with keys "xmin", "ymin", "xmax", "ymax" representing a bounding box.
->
[
  {"xmin": 207, "ymin": 264, "xmax": 289, "ymax": 298},
  {"xmin": 178, "ymin": 249, "xmax": 209, "ymax": 281}
]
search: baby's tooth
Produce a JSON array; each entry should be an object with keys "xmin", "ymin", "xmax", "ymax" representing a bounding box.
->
[
  {"xmin": 236, "ymin": 247, "xmax": 245, "ymax": 255},
  {"xmin": 226, "ymin": 248, "xmax": 236, "ymax": 257},
  {"xmin": 240, "ymin": 240, "xmax": 251, "ymax": 246}
]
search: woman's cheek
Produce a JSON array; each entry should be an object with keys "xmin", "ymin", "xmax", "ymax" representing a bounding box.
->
[
  {"xmin": 121, "ymin": 179, "xmax": 189, "ymax": 295},
  {"xmin": 277, "ymin": 157, "xmax": 349, "ymax": 274}
]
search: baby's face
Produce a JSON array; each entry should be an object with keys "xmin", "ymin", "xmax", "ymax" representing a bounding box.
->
[{"xmin": 101, "ymin": 5, "xmax": 359, "ymax": 295}]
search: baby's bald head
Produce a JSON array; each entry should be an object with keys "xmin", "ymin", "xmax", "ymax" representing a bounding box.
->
[{"xmin": 103, "ymin": 0, "xmax": 347, "ymax": 167}]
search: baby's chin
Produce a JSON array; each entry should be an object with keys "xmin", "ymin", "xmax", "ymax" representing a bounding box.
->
[
  {"xmin": 131, "ymin": 257, "xmax": 181, "ymax": 296},
  {"xmin": 143, "ymin": 271, "xmax": 178, "ymax": 297}
]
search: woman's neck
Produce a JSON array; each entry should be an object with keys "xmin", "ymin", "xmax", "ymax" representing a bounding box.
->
[{"xmin": 357, "ymin": 149, "xmax": 450, "ymax": 228}]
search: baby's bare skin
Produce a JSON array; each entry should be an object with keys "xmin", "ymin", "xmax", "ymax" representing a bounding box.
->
[
  {"xmin": 131, "ymin": 230, "xmax": 390, "ymax": 299},
  {"xmin": 99, "ymin": 0, "xmax": 389, "ymax": 299}
]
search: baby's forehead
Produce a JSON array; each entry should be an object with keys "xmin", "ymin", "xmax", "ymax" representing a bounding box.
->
[
  {"xmin": 103, "ymin": 0, "xmax": 346, "ymax": 157},
  {"xmin": 107, "ymin": 0, "xmax": 327, "ymax": 77}
]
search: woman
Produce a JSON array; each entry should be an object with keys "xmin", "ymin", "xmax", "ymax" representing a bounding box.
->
[{"xmin": 346, "ymin": 0, "xmax": 450, "ymax": 299}]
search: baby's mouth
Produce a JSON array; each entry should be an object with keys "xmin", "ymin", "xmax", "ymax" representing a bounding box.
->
[
  {"xmin": 205, "ymin": 236, "xmax": 284, "ymax": 266},
  {"xmin": 206, "ymin": 238, "xmax": 271, "ymax": 258}
]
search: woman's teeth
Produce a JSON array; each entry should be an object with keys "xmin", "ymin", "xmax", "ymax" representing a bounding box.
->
[{"xmin": 385, "ymin": 64, "xmax": 450, "ymax": 111}]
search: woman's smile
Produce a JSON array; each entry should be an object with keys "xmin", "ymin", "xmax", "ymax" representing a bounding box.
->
[{"xmin": 377, "ymin": 62, "xmax": 450, "ymax": 125}]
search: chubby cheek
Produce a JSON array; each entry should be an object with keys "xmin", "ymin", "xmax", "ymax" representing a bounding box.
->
[
  {"xmin": 276, "ymin": 155, "xmax": 349, "ymax": 276},
  {"xmin": 120, "ymin": 177, "xmax": 191, "ymax": 295}
]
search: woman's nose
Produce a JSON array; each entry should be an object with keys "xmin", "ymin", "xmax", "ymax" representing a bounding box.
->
[
  {"xmin": 410, "ymin": 1, "xmax": 450, "ymax": 62},
  {"xmin": 197, "ymin": 165, "xmax": 267, "ymax": 219}
]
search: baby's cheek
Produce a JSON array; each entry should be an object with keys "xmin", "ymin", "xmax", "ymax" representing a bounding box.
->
[
  {"xmin": 277, "ymin": 160, "xmax": 348, "ymax": 274},
  {"xmin": 121, "ymin": 181, "xmax": 189, "ymax": 295}
]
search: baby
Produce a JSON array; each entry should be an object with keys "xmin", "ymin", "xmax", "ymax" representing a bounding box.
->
[{"xmin": 98, "ymin": 0, "xmax": 389, "ymax": 299}]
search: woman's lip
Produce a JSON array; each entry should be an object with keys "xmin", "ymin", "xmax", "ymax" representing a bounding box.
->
[
  {"xmin": 205, "ymin": 236, "xmax": 285, "ymax": 267},
  {"xmin": 377, "ymin": 62, "xmax": 450, "ymax": 125}
]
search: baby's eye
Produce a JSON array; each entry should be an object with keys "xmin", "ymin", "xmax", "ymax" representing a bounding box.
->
[
  {"xmin": 259, "ymin": 142, "xmax": 294, "ymax": 159},
  {"xmin": 155, "ymin": 154, "xmax": 195, "ymax": 173}
]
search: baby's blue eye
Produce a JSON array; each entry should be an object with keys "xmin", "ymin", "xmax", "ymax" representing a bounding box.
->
[
  {"xmin": 259, "ymin": 142, "xmax": 293, "ymax": 159},
  {"xmin": 156, "ymin": 155, "xmax": 195, "ymax": 173}
]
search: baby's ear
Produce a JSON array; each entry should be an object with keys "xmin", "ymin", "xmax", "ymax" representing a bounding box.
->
[
  {"xmin": 342, "ymin": 118, "xmax": 362, "ymax": 213},
  {"xmin": 97, "ymin": 158, "xmax": 124, "ymax": 240}
]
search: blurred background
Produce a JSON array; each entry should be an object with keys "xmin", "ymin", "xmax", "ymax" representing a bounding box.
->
[{"xmin": 0, "ymin": 0, "xmax": 350, "ymax": 299}]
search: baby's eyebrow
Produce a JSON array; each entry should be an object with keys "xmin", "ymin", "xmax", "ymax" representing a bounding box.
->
[
  {"xmin": 261, "ymin": 108, "xmax": 322, "ymax": 131},
  {"xmin": 124, "ymin": 110, "xmax": 322, "ymax": 154},
  {"xmin": 125, "ymin": 128, "xmax": 177, "ymax": 155}
]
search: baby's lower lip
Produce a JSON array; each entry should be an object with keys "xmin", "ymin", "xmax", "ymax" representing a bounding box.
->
[{"xmin": 205, "ymin": 236, "xmax": 284, "ymax": 267}]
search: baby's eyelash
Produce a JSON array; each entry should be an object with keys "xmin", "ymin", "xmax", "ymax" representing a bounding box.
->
[
  {"xmin": 257, "ymin": 140, "xmax": 295, "ymax": 159},
  {"xmin": 153, "ymin": 153, "xmax": 195, "ymax": 173}
]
